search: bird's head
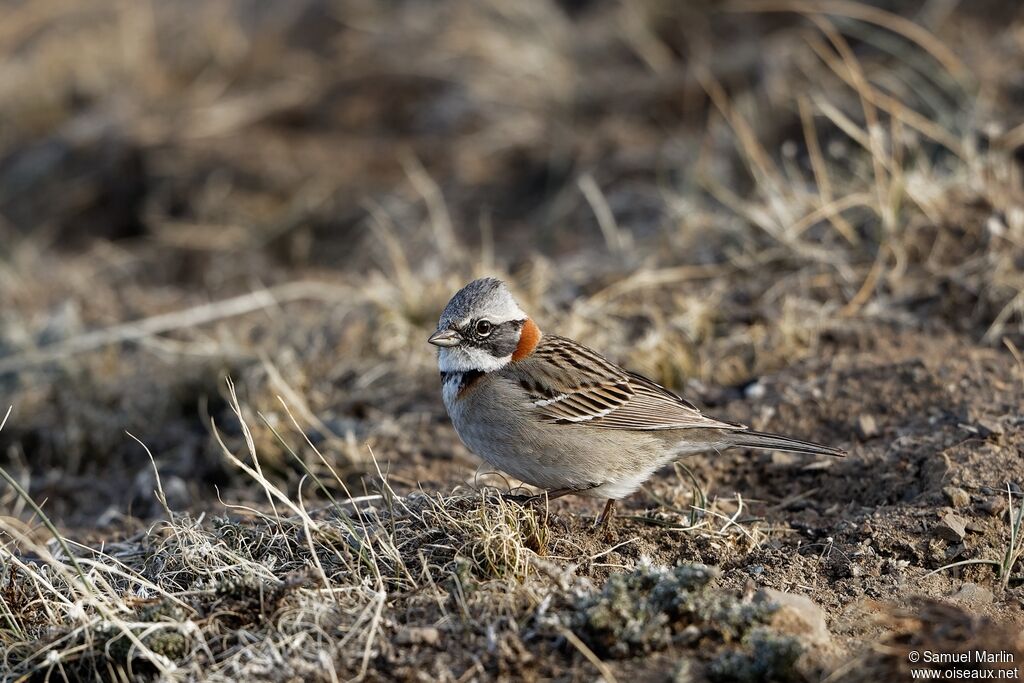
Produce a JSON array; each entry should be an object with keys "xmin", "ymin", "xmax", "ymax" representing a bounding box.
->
[{"xmin": 429, "ymin": 277, "xmax": 541, "ymax": 373}]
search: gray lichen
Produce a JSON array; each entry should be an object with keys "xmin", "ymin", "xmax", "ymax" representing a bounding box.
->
[{"xmin": 570, "ymin": 563, "xmax": 777, "ymax": 659}]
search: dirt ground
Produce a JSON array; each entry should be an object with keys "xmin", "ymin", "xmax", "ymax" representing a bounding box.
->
[{"xmin": 1, "ymin": 1, "xmax": 1023, "ymax": 681}]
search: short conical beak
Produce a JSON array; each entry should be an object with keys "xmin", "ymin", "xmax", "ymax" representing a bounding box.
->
[{"xmin": 428, "ymin": 329, "xmax": 461, "ymax": 347}]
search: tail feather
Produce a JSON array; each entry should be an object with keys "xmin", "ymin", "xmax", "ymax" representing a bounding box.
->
[{"xmin": 728, "ymin": 429, "xmax": 847, "ymax": 457}]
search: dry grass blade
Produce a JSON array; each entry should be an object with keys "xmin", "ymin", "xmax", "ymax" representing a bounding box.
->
[
  {"xmin": 555, "ymin": 624, "xmax": 619, "ymax": 683},
  {"xmin": 796, "ymin": 95, "xmax": 859, "ymax": 244},
  {"xmin": 579, "ymin": 173, "xmax": 630, "ymax": 256},
  {"xmin": 725, "ymin": 0, "xmax": 971, "ymax": 83},
  {"xmin": 402, "ymin": 151, "xmax": 459, "ymax": 259},
  {"xmin": 984, "ymin": 291, "xmax": 1024, "ymax": 344},
  {"xmin": 696, "ymin": 67, "xmax": 785, "ymax": 199},
  {"xmin": 126, "ymin": 431, "xmax": 173, "ymax": 523},
  {"xmin": 803, "ymin": 25, "xmax": 965, "ymax": 158},
  {"xmin": 807, "ymin": 15, "xmax": 893, "ymax": 231},
  {"xmin": 0, "ymin": 466, "xmax": 96, "ymax": 597},
  {"xmin": 585, "ymin": 264, "xmax": 733, "ymax": 306}
]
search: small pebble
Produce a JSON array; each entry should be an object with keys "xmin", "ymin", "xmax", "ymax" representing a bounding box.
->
[
  {"xmin": 745, "ymin": 381, "xmax": 766, "ymax": 399},
  {"xmin": 934, "ymin": 512, "xmax": 967, "ymax": 542},
  {"xmin": 965, "ymin": 520, "xmax": 987, "ymax": 534},
  {"xmin": 758, "ymin": 589, "xmax": 832, "ymax": 648},
  {"xmin": 980, "ymin": 497, "xmax": 1007, "ymax": 517},
  {"xmin": 950, "ymin": 582, "xmax": 994, "ymax": 606},
  {"xmin": 944, "ymin": 542, "xmax": 967, "ymax": 561},
  {"xmin": 976, "ymin": 417, "xmax": 1005, "ymax": 436},
  {"xmin": 942, "ymin": 486, "xmax": 971, "ymax": 509},
  {"xmin": 857, "ymin": 414, "xmax": 879, "ymax": 439}
]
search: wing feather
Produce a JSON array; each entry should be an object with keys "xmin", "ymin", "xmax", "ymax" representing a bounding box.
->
[{"xmin": 505, "ymin": 336, "xmax": 743, "ymax": 431}]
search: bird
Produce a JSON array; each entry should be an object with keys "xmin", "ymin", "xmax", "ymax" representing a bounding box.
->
[{"xmin": 428, "ymin": 277, "xmax": 846, "ymax": 527}]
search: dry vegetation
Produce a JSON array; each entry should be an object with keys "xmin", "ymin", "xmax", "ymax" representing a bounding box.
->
[{"xmin": 1, "ymin": 0, "xmax": 1024, "ymax": 680}]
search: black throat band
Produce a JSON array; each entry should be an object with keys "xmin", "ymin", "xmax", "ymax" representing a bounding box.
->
[{"xmin": 440, "ymin": 369, "xmax": 485, "ymax": 396}]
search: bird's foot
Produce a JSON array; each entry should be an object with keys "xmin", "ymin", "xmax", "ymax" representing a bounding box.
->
[{"xmin": 594, "ymin": 499, "xmax": 617, "ymax": 532}]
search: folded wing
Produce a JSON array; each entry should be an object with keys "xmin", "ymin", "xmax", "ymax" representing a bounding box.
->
[{"xmin": 510, "ymin": 336, "xmax": 743, "ymax": 431}]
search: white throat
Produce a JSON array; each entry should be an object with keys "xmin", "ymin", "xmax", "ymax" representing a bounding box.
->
[{"xmin": 438, "ymin": 346, "xmax": 511, "ymax": 373}]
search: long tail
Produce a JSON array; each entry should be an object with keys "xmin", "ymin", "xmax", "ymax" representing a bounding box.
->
[{"xmin": 728, "ymin": 429, "xmax": 847, "ymax": 457}]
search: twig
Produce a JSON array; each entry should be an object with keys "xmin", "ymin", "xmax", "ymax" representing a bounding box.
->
[
  {"xmin": 555, "ymin": 625, "xmax": 619, "ymax": 683},
  {"xmin": 0, "ymin": 281, "xmax": 350, "ymax": 376}
]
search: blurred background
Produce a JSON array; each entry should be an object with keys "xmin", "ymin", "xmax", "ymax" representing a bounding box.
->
[{"xmin": 0, "ymin": 0, "xmax": 1022, "ymax": 528}]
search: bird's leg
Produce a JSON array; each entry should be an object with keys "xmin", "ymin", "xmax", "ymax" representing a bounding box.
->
[{"xmin": 594, "ymin": 499, "xmax": 617, "ymax": 529}]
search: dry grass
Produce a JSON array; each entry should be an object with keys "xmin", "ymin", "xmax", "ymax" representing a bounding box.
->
[{"xmin": 0, "ymin": 393, "xmax": 807, "ymax": 681}]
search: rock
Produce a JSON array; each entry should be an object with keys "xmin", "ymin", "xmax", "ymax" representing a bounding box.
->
[
  {"xmin": 980, "ymin": 496, "xmax": 1007, "ymax": 517},
  {"xmin": 744, "ymin": 381, "xmax": 766, "ymax": 400},
  {"xmin": 950, "ymin": 582, "xmax": 994, "ymax": 606},
  {"xmin": 944, "ymin": 542, "xmax": 968, "ymax": 561},
  {"xmin": 934, "ymin": 512, "xmax": 967, "ymax": 542},
  {"xmin": 758, "ymin": 589, "xmax": 832, "ymax": 648},
  {"xmin": 857, "ymin": 414, "xmax": 879, "ymax": 439},
  {"xmin": 395, "ymin": 626, "xmax": 441, "ymax": 646},
  {"xmin": 942, "ymin": 486, "xmax": 971, "ymax": 509},
  {"xmin": 976, "ymin": 417, "xmax": 1005, "ymax": 437},
  {"xmin": 965, "ymin": 520, "xmax": 987, "ymax": 534}
]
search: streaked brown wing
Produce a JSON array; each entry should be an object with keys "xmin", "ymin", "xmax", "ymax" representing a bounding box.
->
[{"xmin": 507, "ymin": 336, "xmax": 743, "ymax": 431}]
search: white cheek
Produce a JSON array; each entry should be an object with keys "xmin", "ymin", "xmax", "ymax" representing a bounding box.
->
[{"xmin": 438, "ymin": 347, "xmax": 510, "ymax": 373}]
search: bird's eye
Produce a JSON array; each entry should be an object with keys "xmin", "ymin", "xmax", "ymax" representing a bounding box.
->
[{"xmin": 475, "ymin": 319, "xmax": 493, "ymax": 336}]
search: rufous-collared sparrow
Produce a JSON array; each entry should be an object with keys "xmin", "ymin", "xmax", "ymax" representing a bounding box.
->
[{"xmin": 428, "ymin": 277, "xmax": 846, "ymax": 526}]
